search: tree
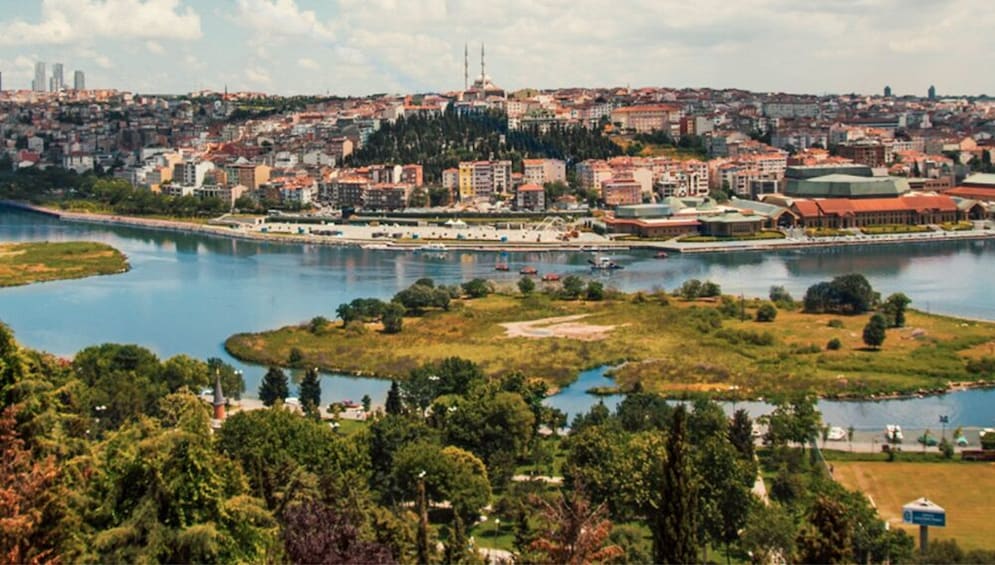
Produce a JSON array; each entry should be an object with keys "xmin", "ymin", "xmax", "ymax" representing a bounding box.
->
[
  {"xmin": 282, "ymin": 501, "xmax": 396, "ymax": 565},
  {"xmin": 804, "ymin": 273, "xmax": 877, "ymax": 315},
  {"xmin": 259, "ymin": 367, "xmax": 289, "ymax": 407},
  {"xmin": 361, "ymin": 394, "xmax": 372, "ymax": 412},
  {"xmin": 529, "ymin": 486, "xmax": 623, "ymax": 565},
  {"xmin": 678, "ymin": 279, "xmax": 703, "ymax": 299},
  {"xmin": 651, "ymin": 405, "xmax": 698, "ymax": 564},
  {"xmin": 0, "ymin": 406, "xmax": 61, "ymax": 564},
  {"xmin": 862, "ymin": 313, "xmax": 887, "ymax": 350},
  {"xmin": 798, "ymin": 495, "xmax": 853, "ymax": 564},
  {"xmin": 300, "ymin": 367, "xmax": 322, "ymax": 417},
  {"xmin": 391, "ymin": 443, "xmax": 491, "ymax": 525},
  {"xmin": 385, "ymin": 381, "xmax": 403, "ymax": 416},
  {"xmin": 393, "ymin": 284, "xmax": 437, "ymax": 314},
  {"xmin": 560, "ymin": 275, "xmax": 585, "ymax": 299},
  {"xmin": 696, "ymin": 436, "xmax": 754, "ymax": 563},
  {"xmin": 461, "ymin": 278, "xmax": 491, "ymax": 299},
  {"xmin": 700, "ymin": 281, "xmax": 721, "ymax": 298},
  {"xmin": 288, "ymin": 347, "xmax": 304, "ymax": 366},
  {"xmin": 740, "ymin": 502, "xmax": 797, "ymax": 564},
  {"xmin": 769, "ymin": 285, "xmax": 794, "ymax": 307},
  {"xmin": 381, "ymin": 302, "xmax": 405, "ymax": 334},
  {"xmin": 585, "ymin": 281, "xmax": 605, "ymax": 301},
  {"xmin": 881, "ymin": 292, "xmax": 911, "ymax": 328},
  {"xmin": 517, "ymin": 276, "xmax": 535, "ymax": 296},
  {"xmin": 728, "ymin": 409, "xmax": 754, "ymax": 460},
  {"xmin": 756, "ymin": 302, "xmax": 778, "ymax": 322}
]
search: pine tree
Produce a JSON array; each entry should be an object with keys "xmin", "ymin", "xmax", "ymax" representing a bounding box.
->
[
  {"xmin": 299, "ymin": 367, "xmax": 321, "ymax": 417},
  {"xmin": 652, "ymin": 405, "xmax": 698, "ymax": 564},
  {"xmin": 258, "ymin": 367, "xmax": 289, "ymax": 407},
  {"xmin": 385, "ymin": 380, "xmax": 403, "ymax": 415}
]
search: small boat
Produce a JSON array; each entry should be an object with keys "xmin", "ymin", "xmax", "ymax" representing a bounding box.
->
[
  {"xmin": 885, "ymin": 424, "xmax": 903, "ymax": 442},
  {"xmin": 495, "ymin": 263, "xmax": 510, "ymax": 272},
  {"xmin": 417, "ymin": 243, "xmax": 448, "ymax": 253},
  {"xmin": 655, "ymin": 251, "xmax": 669, "ymax": 259},
  {"xmin": 519, "ymin": 266, "xmax": 538, "ymax": 275},
  {"xmin": 542, "ymin": 273, "xmax": 560, "ymax": 282},
  {"xmin": 826, "ymin": 426, "xmax": 847, "ymax": 441},
  {"xmin": 362, "ymin": 243, "xmax": 393, "ymax": 250},
  {"xmin": 588, "ymin": 255, "xmax": 623, "ymax": 270}
]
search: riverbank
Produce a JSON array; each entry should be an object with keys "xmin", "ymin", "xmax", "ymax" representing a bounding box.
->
[
  {"xmin": 224, "ymin": 290, "xmax": 995, "ymax": 400},
  {"xmin": 9, "ymin": 201, "xmax": 995, "ymax": 254},
  {"xmin": 0, "ymin": 240, "xmax": 129, "ymax": 287}
]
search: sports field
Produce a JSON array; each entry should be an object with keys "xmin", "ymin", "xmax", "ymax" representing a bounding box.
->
[{"xmin": 834, "ymin": 462, "xmax": 995, "ymax": 551}]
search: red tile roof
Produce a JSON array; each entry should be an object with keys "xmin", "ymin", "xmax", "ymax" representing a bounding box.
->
[{"xmin": 944, "ymin": 187, "xmax": 995, "ymax": 201}]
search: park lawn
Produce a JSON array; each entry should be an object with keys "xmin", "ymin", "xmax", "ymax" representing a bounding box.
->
[
  {"xmin": 225, "ymin": 293, "xmax": 995, "ymax": 397},
  {"xmin": 834, "ymin": 461, "xmax": 995, "ymax": 551},
  {"xmin": 0, "ymin": 241, "xmax": 129, "ymax": 287}
]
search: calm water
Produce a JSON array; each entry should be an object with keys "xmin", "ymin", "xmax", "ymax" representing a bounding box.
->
[{"xmin": 1, "ymin": 208, "xmax": 994, "ymax": 427}]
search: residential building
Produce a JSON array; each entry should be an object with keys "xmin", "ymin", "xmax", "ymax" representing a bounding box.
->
[
  {"xmin": 457, "ymin": 160, "xmax": 512, "ymax": 200},
  {"xmin": 329, "ymin": 137, "xmax": 354, "ymax": 161},
  {"xmin": 522, "ymin": 158, "xmax": 566, "ymax": 186},
  {"xmin": 62, "ymin": 153, "xmax": 94, "ymax": 174},
  {"xmin": 838, "ymin": 141, "xmax": 886, "ymax": 168},
  {"xmin": 174, "ymin": 159, "xmax": 216, "ymax": 188},
  {"xmin": 515, "ymin": 183, "xmax": 546, "ymax": 211},
  {"xmin": 196, "ymin": 184, "xmax": 247, "ymax": 207},
  {"xmin": 601, "ymin": 177, "xmax": 643, "ymax": 206},
  {"xmin": 575, "ymin": 160, "xmax": 614, "ymax": 192},
  {"xmin": 611, "ymin": 104, "xmax": 680, "ymax": 134},
  {"xmin": 364, "ymin": 183, "xmax": 411, "ymax": 211},
  {"xmin": 400, "ymin": 164, "xmax": 424, "ymax": 186},
  {"xmin": 225, "ymin": 162, "xmax": 271, "ymax": 190}
]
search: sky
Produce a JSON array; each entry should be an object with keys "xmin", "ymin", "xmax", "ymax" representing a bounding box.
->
[{"xmin": 0, "ymin": 0, "xmax": 993, "ymax": 97}]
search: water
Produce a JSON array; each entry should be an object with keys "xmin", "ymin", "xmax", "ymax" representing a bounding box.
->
[{"xmin": 1, "ymin": 207, "xmax": 994, "ymax": 427}]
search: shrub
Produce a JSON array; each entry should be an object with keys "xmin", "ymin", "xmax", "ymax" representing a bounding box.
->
[
  {"xmin": 560, "ymin": 275, "xmax": 585, "ymax": 300},
  {"xmin": 585, "ymin": 281, "xmax": 605, "ymax": 301},
  {"xmin": 700, "ymin": 281, "xmax": 722, "ymax": 298},
  {"xmin": 756, "ymin": 303, "xmax": 778, "ymax": 322},
  {"xmin": 826, "ymin": 338, "xmax": 842, "ymax": 351},
  {"xmin": 517, "ymin": 276, "xmax": 536, "ymax": 296},
  {"xmin": 308, "ymin": 316, "xmax": 330, "ymax": 334},
  {"xmin": 827, "ymin": 319, "xmax": 844, "ymax": 328},
  {"xmin": 862, "ymin": 313, "xmax": 887, "ymax": 349},
  {"xmin": 461, "ymin": 278, "xmax": 492, "ymax": 299},
  {"xmin": 381, "ymin": 302, "xmax": 405, "ymax": 334},
  {"xmin": 678, "ymin": 279, "xmax": 703, "ymax": 300},
  {"xmin": 769, "ymin": 285, "xmax": 794, "ymax": 307},
  {"xmin": 288, "ymin": 347, "xmax": 304, "ymax": 367}
]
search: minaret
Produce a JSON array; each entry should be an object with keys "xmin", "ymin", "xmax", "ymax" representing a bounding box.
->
[
  {"xmin": 480, "ymin": 43, "xmax": 486, "ymax": 84},
  {"xmin": 464, "ymin": 43, "xmax": 469, "ymax": 91},
  {"xmin": 212, "ymin": 370, "xmax": 226, "ymax": 421}
]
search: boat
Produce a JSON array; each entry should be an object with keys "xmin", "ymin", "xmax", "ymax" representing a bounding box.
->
[
  {"xmin": 416, "ymin": 243, "xmax": 448, "ymax": 253},
  {"xmin": 826, "ymin": 426, "xmax": 847, "ymax": 441},
  {"xmin": 519, "ymin": 266, "xmax": 538, "ymax": 275},
  {"xmin": 588, "ymin": 255, "xmax": 623, "ymax": 270},
  {"xmin": 495, "ymin": 262, "xmax": 510, "ymax": 272},
  {"xmin": 542, "ymin": 273, "xmax": 560, "ymax": 282},
  {"xmin": 885, "ymin": 424, "xmax": 904, "ymax": 442},
  {"xmin": 655, "ymin": 251, "xmax": 669, "ymax": 259},
  {"xmin": 361, "ymin": 243, "xmax": 393, "ymax": 250}
]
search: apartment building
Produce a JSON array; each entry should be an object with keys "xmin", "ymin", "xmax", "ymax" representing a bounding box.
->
[
  {"xmin": 225, "ymin": 162, "xmax": 271, "ymax": 190},
  {"xmin": 610, "ymin": 104, "xmax": 680, "ymax": 134},
  {"xmin": 457, "ymin": 160, "xmax": 512, "ymax": 200},
  {"xmin": 601, "ymin": 177, "xmax": 643, "ymax": 206},
  {"xmin": 522, "ymin": 158, "xmax": 566, "ymax": 186},
  {"xmin": 515, "ymin": 183, "xmax": 546, "ymax": 211}
]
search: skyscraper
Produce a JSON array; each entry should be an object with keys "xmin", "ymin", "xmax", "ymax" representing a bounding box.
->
[
  {"xmin": 52, "ymin": 63, "xmax": 64, "ymax": 92},
  {"xmin": 32, "ymin": 62, "xmax": 46, "ymax": 92},
  {"xmin": 74, "ymin": 70, "xmax": 85, "ymax": 90},
  {"xmin": 928, "ymin": 85, "xmax": 936, "ymax": 100},
  {"xmin": 883, "ymin": 85, "xmax": 892, "ymax": 97}
]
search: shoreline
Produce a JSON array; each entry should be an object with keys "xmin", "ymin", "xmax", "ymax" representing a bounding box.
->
[{"xmin": 5, "ymin": 201, "xmax": 995, "ymax": 254}]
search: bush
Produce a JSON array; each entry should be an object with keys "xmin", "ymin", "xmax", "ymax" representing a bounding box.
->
[
  {"xmin": 827, "ymin": 319, "xmax": 844, "ymax": 328},
  {"xmin": 700, "ymin": 281, "xmax": 721, "ymax": 298},
  {"xmin": 862, "ymin": 313, "xmax": 887, "ymax": 349},
  {"xmin": 288, "ymin": 347, "xmax": 304, "ymax": 367},
  {"xmin": 804, "ymin": 274, "xmax": 877, "ymax": 315},
  {"xmin": 308, "ymin": 316, "xmax": 330, "ymax": 334},
  {"xmin": 461, "ymin": 278, "xmax": 492, "ymax": 299},
  {"xmin": 585, "ymin": 281, "xmax": 605, "ymax": 301},
  {"xmin": 756, "ymin": 303, "xmax": 778, "ymax": 322},
  {"xmin": 381, "ymin": 302, "xmax": 405, "ymax": 334},
  {"xmin": 826, "ymin": 338, "xmax": 842, "ymax": 351},
  {"xmin": 769, "ymin": 285, "xmax": 794, "ymax": 307},
  {"xmin": 678, "ymin": 279, "xmax": 703, "ymax": 300},
  {"xmin": 517, "ymin": 276, "xmax": 536, "ymax": 296},
  {"xmin": 560, "ymin": 275, "xmax": 585, "ymax": 300}
]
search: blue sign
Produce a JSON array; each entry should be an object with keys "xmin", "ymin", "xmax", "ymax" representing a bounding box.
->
[{"xmin": 903, "ymin": 509, "xmax": 946, "ymax": 527}]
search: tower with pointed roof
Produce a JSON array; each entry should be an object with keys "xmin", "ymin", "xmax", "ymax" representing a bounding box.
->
[{"xmin": 212, "ymin": 370, "xmax": 226, "ymax": 421}]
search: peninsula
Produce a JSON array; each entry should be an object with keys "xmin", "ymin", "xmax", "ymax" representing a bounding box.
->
[
  {"xmin": 0, "ymin": 241, "xmax": 129, "ymax": 287},
  {"xmin": 225, "ymin": 284, "xmax": 995, "ymax": 400}
]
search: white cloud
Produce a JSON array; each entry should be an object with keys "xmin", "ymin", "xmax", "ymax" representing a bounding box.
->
[
  {"xmin": 0, "ymin": 0, "xmax": 203, "ymax": 46},
  {"xmin": 235, "ymin": 0, "xmax": 335, "ymax": 42},
  {"xmin": 297, "ymin": 58, "xmax": 320, "ymax": 70},
  {"xmin": 146, "ymin": 41, "xmax": 165, "ymax": 54},
  {"xmin": 244, "ymin": 66, "xmax": 272, "ymax": 86}
]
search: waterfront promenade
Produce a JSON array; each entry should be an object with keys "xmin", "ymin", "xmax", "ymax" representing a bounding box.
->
[{"xmin": 5, "ymin": 201, "xmax": 995, "ymax": 254}]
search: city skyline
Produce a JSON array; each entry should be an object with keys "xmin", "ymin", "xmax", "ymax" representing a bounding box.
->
[{"xmin": 0, "ymin": 0, "xmax": 994, "ymax": 97}]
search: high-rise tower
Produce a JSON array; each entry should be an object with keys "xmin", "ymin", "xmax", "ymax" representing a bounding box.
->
[
  {"xmin": 74, "ymin": 70, "xmax": 85, "ymax": 90},
  {"xmin": 32, "ymin": 62, "xmax": 46, "ymax": 92},
  {"xmin": 52, "ymin": 63, "xmax": 64, "ymax": 91},
  {"xmin": 464, "ymin": 43, "xmax": 468, "ymax": 90}
]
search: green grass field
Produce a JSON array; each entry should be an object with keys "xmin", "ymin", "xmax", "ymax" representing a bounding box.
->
[
  {"xmin": 0, "ymin": 241, "xmax": 129, "ymax": 287},
  {"xmin": 834, "ymin": 462, "xmax": 995, "ymax": 550},
  {"xmin": 225, "ymin": 292, "xmax": 995, "ymax": 398}
]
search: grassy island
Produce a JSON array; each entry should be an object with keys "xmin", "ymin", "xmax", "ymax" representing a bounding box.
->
[
  {"xmin": 226, "ymin": 287, "xmax": 995, "ymax": 399},
  {"xmin": 0, "ymin": 241, "xmax": 129, "ymax": 287}
]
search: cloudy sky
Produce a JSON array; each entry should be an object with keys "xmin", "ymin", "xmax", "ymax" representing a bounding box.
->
[{"xmin": 1, "ymin": 0, "xmax": 992, "ymax": 97}]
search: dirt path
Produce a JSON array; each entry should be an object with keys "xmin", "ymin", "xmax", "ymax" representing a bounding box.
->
[{"xmin": 500, "ymin": 314, "xmax": 618, "ymax": 341}]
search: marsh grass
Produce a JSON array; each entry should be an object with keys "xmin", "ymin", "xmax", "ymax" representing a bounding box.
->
[
  {"xmin": 225, "ymin": 292, "xmax": 995, "ymax": 397},
  {"xmin": 0, "ymin": 241, "xmax": 129, "ymax": 287}
]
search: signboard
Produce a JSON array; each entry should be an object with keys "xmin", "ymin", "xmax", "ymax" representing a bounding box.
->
[{"xmin": 903, "ymin": 498, "xmax": 946, "ymax": 527}]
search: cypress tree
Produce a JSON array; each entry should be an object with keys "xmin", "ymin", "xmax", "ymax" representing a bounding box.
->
[
  {"xmin": 652, "ymin": 405, "xmax": 698, "ymax": 564},
  {"xmin": 258, "ymin": 367, "xmax": 289, "ymax": 407},
  {"xmin": 299, "ymin": 367, "xmax": 321, "ymax": 417},
  {"xmin": 385, "ymin": 380, "xmax": 402, "ymax": 415}
]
